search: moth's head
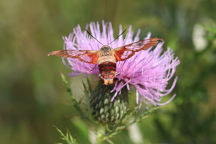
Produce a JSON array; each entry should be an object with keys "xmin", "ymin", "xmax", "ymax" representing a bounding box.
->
[
  {"xmin": 100, "ymin": 45, "xmax": 111, "ymax": 52},
  {"xmin": 99, "ymin": 45, "xmax": 112, "ymax": 56}
]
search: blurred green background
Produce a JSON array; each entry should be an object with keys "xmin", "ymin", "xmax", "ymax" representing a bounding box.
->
[{"xmin": 0, "ymin": 0, "xmax": 216, "ymax": 143}]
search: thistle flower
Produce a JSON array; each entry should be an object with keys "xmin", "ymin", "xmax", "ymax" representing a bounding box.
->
[{"xmin": 62, "ymin": 21, "xmax": 180, "ymax": 109}]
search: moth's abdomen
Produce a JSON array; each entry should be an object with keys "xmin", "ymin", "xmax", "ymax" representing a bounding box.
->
[
  {"xmin": 99, "ymin": 62, "xmax": 116, "ymax": 85},
  {"xmin": 99, "ymin": 62, "xmax": 116, "ymax": 75}
]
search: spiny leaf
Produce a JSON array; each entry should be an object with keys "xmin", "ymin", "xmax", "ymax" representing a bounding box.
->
[
  {"xmin": 56, "ymin": 127, "xmax": 77, "ymax": 144},
  {"xmin": 61, "ymin": 73, "xmax": 74, "ymax": 101},
  {"xmin": 82, "ymin": 80, "xmax": 91, "ymax": 111},
  {"xmin": 86, "ymin": 78, "xmax": 92, "ymax": 92},
  {"xmin": 61, "ymin": 73, "xmax": 88, "ymax": 120}
]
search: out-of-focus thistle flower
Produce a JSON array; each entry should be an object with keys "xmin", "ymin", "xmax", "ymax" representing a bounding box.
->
[{"xmin": 52, "ymin": 21, "xmax": 180, "ymax": 123}]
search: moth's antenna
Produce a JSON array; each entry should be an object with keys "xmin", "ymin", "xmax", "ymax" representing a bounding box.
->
[
  {"xmin": 108, "ymin": 29, "xmax": 127, "ymax": 45},
  {"xmin": 86, "ymin": 30, "xmax": 104, "ymax": 45}
]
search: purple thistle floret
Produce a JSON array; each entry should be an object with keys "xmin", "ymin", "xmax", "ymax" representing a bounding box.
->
[{"xmin": 62, "ymin": 21, "xmax": 180, "ymax": 108}]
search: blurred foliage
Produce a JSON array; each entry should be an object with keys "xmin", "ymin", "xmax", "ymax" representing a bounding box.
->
[{"xmin": 0, "ymin": 0, "xmax": 216, "ymax": 144}]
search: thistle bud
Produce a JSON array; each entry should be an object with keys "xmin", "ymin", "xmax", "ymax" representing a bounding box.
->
[{"xmin": 90, "ymin": 80, "xmax": 128, "ymax": 124}]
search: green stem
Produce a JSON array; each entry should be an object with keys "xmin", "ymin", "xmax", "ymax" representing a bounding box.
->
[{"xmin": 61, "ymin": 73, "xmax": 89, "ymax": 121}]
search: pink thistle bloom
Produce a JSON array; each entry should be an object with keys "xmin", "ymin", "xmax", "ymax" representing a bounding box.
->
[{"xmin": 62, "ymin": 21, "xmax": 180, "ymax": 108}]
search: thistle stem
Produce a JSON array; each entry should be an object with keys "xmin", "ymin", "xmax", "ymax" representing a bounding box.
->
[{"xmin": 61, "ymin": 73, "xmax": 89, "ymax": 120}]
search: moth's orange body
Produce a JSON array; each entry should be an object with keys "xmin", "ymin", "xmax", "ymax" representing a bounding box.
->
[
  {"xmin": 48, "ymin": 38, "xmax": 162, "ymax": 85},
  {"xmin": 96, "ymin": 46, "xmax": 117, "ymax": 85}
]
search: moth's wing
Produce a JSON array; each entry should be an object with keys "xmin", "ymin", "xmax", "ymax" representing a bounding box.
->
[
  {"xmin": 48, "ymin": 50, "xmax": 98, "ymax": 64},
  {"xmin": 114, "ymin": 38, "xmax": 162, "ymax": 61}
]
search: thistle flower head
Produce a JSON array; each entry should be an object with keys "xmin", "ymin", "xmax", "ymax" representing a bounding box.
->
[{"xmin": 63, "ymin": 21, "xmax": 180, "ymax": 108}]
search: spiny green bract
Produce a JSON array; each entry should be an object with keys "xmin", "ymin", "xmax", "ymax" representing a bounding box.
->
[{"xmin": 90, "ymin": 80, "xmax": 128, "ymax": 124}]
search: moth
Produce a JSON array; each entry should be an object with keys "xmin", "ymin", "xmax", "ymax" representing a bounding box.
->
[{"xmin": 48, "ymin": 33, "xmax": 162, "ymax": 85}]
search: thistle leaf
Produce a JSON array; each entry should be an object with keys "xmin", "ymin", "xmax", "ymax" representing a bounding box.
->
[{"xmin": 56, "ymin": 127, "xmax": 77, "ymax": 144}]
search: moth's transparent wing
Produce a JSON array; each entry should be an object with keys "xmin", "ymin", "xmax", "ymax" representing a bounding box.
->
[
  {"xmin": 114, "ymin": 38, "xmax": 162, "ymax": 61},
  {"xmin": 48, "ymin": 50, "xmax": 98, "ymax": 64}
]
